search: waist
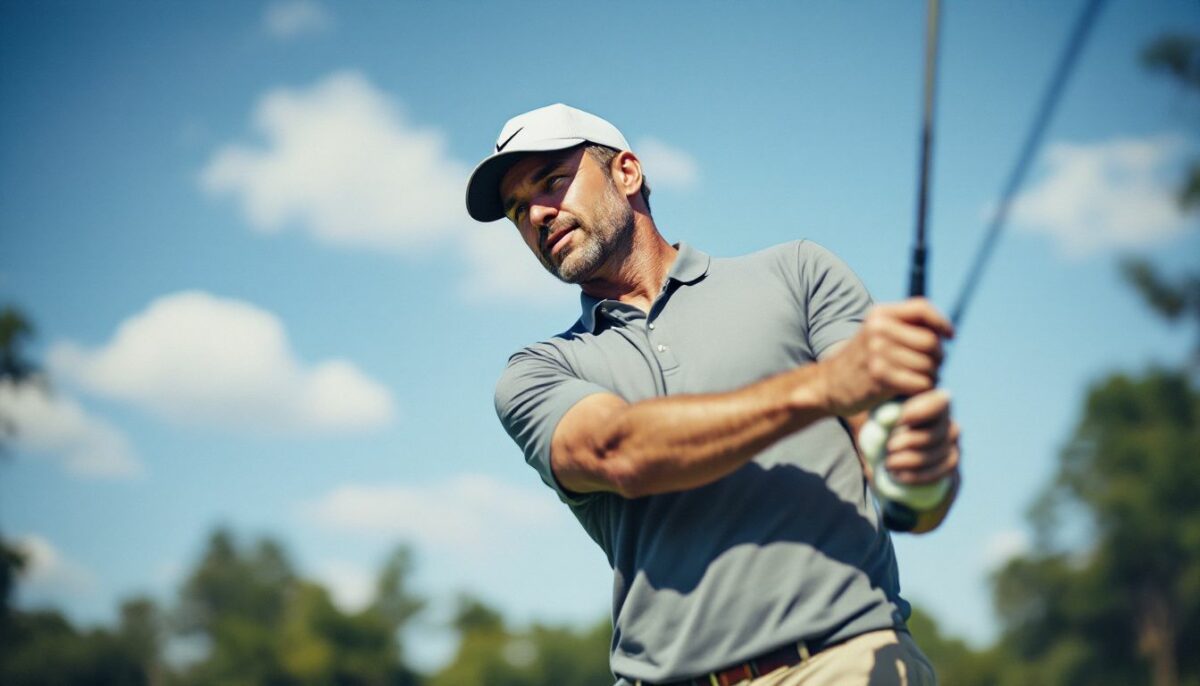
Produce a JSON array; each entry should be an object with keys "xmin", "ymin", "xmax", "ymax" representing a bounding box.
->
[{"xmin": 624, "ymin": 628, "xmax": 848, "ymax": 686}]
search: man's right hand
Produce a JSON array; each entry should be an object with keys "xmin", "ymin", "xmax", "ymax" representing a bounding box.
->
[{"xmin": 818, "ymin": 298, "xmax": 954, "ymax": 416}]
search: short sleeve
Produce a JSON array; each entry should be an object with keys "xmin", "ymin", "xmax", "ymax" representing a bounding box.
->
[
  {"xmin": 796, "ymin": 240, "xmax": 874, "ymax": 359},
  {"xmin": 494, "ymin": 344, "xmax": 611, "ymax": 506}
]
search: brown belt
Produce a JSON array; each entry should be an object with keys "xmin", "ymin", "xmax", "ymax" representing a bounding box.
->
[{"xmin": 631, "ymin": 635, "xmax": 834, "ymax": 686}]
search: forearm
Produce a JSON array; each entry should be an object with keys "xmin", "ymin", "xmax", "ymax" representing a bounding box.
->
[{"xmin": 558, "ymin": 363, "xmax": 833, "ymax": 498}]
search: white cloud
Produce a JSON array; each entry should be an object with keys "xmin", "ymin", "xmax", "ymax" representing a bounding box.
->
[
  {"xmin": 48, "ymin": 291, "xmax": 396, "ymax": 433},
  {"xmin": 1010, "ymin": 135, "xmax": 1196, "ymax": 257},
  {"xmin": 15, "ymin": 534, "xmax": 97, "ymax": 597},
  {"xmin": 264, "ymin": 0, "xmax": 332, "ymax": 39},
  {"xmin": 457, "ymin": 224, "xmax": 576, "ymax": 305},
  {"xmin": 634, "ymin": 137, "xmax": 700, "ymax": 190},
  {"xmin": 202, "ymin": 74, "xmax": 707, "ymax": 305},
  {"xmin": 306, "ymin": 474, "xmax": 563, "ymax": 556},
  {"xmin": 0, "ymin": 380, "xmax": 141, "ymax": 478},
  {"xmin": 980, "ymin": 528, "xmax": 1030, "ymax": 571},
  {"xmin": 201, "ymin": 71, "xmax": 467, "ymax": 252},
  {"xmin": 315, "ymin": 559, "xmax": 376, "ymax": 613}
]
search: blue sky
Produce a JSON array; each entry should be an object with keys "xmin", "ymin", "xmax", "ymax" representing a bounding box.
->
[{"xmin": 1, "ymin": 0, "xmax": 1197, "ymax": 671}]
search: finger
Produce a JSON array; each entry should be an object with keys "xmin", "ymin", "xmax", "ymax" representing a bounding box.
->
[
  {"xmin": 898, "ymin": 390, "xmax": 952, "ymax": 426},
  {"xmin": 886, "ymin": 444, "xmax": 960, "ymax": 484},
  {"xmin": 886, "ymin": 421, "xmax": 950, "ymax": 452},
  {"xmin": 886, "ymin": 298, "xmax": 955, "ymax": 339},
  {"xmin": 875, "ymin": 366, "xmax": 937, "ymax": 396},
  {"xmin": 879, "ymin": 345, "xmax": 940, "ymax": 378},
  {"xmin": 879, "ymin": 320, "xmax": 945, "ymax": 359}
]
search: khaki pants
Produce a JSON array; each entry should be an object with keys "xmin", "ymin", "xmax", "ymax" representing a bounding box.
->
[{"xmin": 748, "ymin": 630, "xmax": 937, "ymax": 686}]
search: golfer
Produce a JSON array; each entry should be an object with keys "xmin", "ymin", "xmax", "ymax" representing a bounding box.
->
[{"xmin": 466, "ymin": 104, "xmax": 960, "ymax": 686}]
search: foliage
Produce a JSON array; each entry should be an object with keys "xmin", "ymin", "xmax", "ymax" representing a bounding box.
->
[
  {"xmin": 1142, "ymin": 34, "xmax": 1200, "ymax": 98},
  {"xmin": 428, "ymin": 595, "xmax": 612, "ymax": 686},
  {"xmin": 0, "ymin": 306, "xmax": 39, "ymax": 385},
  {"xmin": 990, "ymin": 370, "xmax": 1200, "ymax": 686},
  {"xmin": 905, "ymin": 606, "xmax": 1003, "ymax": 685},
  {"xmin": 1, "ymin": 609, "xmax": 149, "ymax": 685},
  {"xmin": 173, "ymin": 528, "xmax": 422, "ymax": 686},
  {"xmin": 1142, "ymin": 32, "xmax": 1200, "ymax": 210}
]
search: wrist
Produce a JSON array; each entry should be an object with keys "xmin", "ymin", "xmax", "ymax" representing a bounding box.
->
[{"xmin": 788, "ymin": 363, "xmax": 836, "ymax": 422}]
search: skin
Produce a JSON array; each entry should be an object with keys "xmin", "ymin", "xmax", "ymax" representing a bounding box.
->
[{"xmin": 499, "ymin": 145, "xmax": 961, "ymax": 532}]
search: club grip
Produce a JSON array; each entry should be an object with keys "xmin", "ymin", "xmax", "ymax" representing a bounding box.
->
[{"xmin": 858, "ymin": 399, "xmax": 950, "ymax": 531}]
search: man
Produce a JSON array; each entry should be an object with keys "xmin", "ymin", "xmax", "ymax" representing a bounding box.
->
[{"xmin": 465, "ymin": 104, "xmax": 960, "ymax": 686}]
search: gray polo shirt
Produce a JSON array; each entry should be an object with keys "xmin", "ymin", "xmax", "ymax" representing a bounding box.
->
[{"xmin": 494, "ymin": 241, "xmax": 909, "ymax": 683}]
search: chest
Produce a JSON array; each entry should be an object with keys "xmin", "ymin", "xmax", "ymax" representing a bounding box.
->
[{"xmin": 563, "ymin": 275, "xmax": 817, "ymax": 402}]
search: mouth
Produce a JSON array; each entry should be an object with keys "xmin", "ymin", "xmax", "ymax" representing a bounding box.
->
[{"xmin": 542, "ymin": 223, "xmax": 577, "ymax": 259}]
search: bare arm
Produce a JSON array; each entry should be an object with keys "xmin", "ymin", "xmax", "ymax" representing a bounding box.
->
[
  {"xmin": 550, "ymin": 298, "xmax": 956, "ymax": 500},
  {"xmin": 551, "ymin": 364, "xmax": 830, "ymax": 499}
]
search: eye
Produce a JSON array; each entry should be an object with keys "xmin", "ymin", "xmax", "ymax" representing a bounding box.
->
[{"xmin": 546, "ymin": 175, "xmax": 567, "ymax": 191}]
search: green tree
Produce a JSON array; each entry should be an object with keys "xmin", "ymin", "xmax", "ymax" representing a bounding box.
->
[
  {"xmin": 174, "ymin": 528, "xmax": 424, "ymax": 686},
  {"xmin": 1122, "ymin": 32, "xmax": 1200, "ymax": 366},
  {"xmin": 905, "ymin": 606, "xmax": 1002, "ymax": 685},
  {"xmin": 990, "ymin": 371, "xmax": 1200, "ymax": 686},
  {"xmin": 430, "ymin": 595, "xmax": 612, "ymax": 686},
  {"xmin": 0, "ymin": 306, "xmax": 39, "ymax": 385},
  {"xmin": 0, "ymin": 539, "xmax": 27, "ymax": 647},
  {"xmin": 0, "ymin": 607, "xmax": 150, "ymax": 685},
  {"xmin": 0, "ymin": 306, "xmax": 44, "ymax": 449},
  {"xmin": 1142, "ymin": 32, "xmax": 1200, "ymax": 209}
]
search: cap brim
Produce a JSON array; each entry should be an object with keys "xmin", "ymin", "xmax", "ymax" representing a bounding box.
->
[{"xmin": 464, "ymin": 137, "xmax": 586, "ymax": 222}]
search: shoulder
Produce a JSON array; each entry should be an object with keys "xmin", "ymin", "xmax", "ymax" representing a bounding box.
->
[
  {"xmin": 711, "ymin": 240, "xmax": 846, "ymax": 271},
  {"xmin": 495, "ymin": 321, "xmax": 589, "ymax": 394},
  {"xmin": 501, "ymin": 320, "xmax": 588, "ymax": 368},
  {"xmin": 705, "ymin": 240, "xmax": 857, "ymax": 292}
]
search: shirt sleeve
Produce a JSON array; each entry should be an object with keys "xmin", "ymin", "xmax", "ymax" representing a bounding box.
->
[
  {"xmin": 796, "ymin": 240, "xmax": 874, "ymax": 359},
  {"xmin": 494, "ymin": 343, "xmax": 612, "ymax": 506}
]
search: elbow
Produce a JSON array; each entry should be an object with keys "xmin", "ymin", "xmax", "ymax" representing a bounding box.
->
[
  {"xmin": 592, "ymin": 427, "xmax": 653, "ymax": 499},
  {"xmin": 602, "ymin": 456, "xmax": 650, "ymax": 499},
  {"xmin": 556, "ymin": 427, "xmax": 651, "ymax": 499}
]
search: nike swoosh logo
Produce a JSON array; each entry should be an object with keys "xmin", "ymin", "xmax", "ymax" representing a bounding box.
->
[{"xmin": 496, "ymin": 127, "xmax": 523, "ymax": 152}]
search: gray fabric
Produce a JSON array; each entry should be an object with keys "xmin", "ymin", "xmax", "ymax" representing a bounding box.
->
[{"xmin": 494, "ymin": 241, "xmax": 910, "ymax": 683}]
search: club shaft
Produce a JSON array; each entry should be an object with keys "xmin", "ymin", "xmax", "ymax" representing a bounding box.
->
[
  {"xmin": 910, "ymin": 0, "xmax": 941, "ymax": 299},
  {"xmin": 949, "ymin": 0, "xmax": 1108, "ymax": 329}
]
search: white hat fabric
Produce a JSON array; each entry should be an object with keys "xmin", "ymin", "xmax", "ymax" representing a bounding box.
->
[{"xmin": 465, "ymin": 103, "xmax": 630, "ymax": 222}]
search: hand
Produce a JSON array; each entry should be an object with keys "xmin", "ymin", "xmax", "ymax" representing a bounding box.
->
[
  {"xmin": 883, "ymin": 389, "xmax": 960, "ymax": 486},
  {"xmin": 819, "ymin": 298, "xmax": 954, "ymax": 416}
]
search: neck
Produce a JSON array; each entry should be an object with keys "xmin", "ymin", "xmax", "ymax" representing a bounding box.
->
[{"xmin": 580, "ymin": 216, "xmax": 676, "ymax": 312}]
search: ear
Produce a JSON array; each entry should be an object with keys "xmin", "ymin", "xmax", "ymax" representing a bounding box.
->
[{"xmin": 610, "ymin": 151, "xmax": 645, "ymax": 200}]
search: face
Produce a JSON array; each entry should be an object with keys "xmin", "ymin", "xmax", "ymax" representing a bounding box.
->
[{"xmin": 499, "ymin": 146, "xmax": 634, "ymax": 284}]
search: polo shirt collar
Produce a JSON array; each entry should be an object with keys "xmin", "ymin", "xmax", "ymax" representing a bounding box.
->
[{"xmin": 579, "ymin": 242, "xmax": 711, "ymax": 332}]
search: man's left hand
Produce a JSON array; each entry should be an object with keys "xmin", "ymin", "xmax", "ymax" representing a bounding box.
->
[{"xmin": 882, "ymin": 389, "xmax": 960, "ymax": 486}]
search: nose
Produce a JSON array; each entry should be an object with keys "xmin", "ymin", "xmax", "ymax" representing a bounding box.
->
[{"xmin": 529, "ymin": 202, "xmax": 557, "ymax": 231}]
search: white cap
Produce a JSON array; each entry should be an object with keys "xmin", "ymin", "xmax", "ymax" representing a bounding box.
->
[{"xmin": 465, "ymin": 103, "xmax": 630, "ymax": 222}]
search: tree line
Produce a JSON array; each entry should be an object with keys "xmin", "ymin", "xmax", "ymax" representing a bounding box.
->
[{"xmin": 2, "ymin": 32, "xmax": 1197, "ymax": 686}]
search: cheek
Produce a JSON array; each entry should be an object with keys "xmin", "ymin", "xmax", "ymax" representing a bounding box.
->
[{"xmin": 517, "ymin": 226, "xmax": 544, "ymax": 257}]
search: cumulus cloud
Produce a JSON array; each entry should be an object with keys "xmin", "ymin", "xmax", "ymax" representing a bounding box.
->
[
  {"xmin": 264, "ymin": 0, "xmax": 332, "ymax": 39},
  {"xmin": 314, "ymin": 559, "xmax": 376, "ymax": 613},
  {"xmin": 306, "ymin": 474, "xmax": 562, "ymax": 556},
  {"xmin": 1010, "ymin": 135, "xmax": 1196, "ymax": 257},
  {"xmin": 457, "ymin": 225, "xmax": 575, "ymax": 305},
  {"xmin": 0, "ymin": 381, "xmax": 141, "ymax": 478},
  {"xmin": 203, "ymin": 74, "xmax": 706, "ymax": 306},
  {"xmin": 981, "ymin": 528, "xmax": 1030, "ymax": 571},
  {"xmin": 635, "ymin": 137, "xmax": 700, "ymax": 190},
  {"xmin": 15, "ymin": 534, "xmax": 96, "ymax": 597},
  {"xmin": 48, "ymin": 291, "xmax": 395, "ymax": 433},
  {"xmin": 201, "ymin": 71, "xmax": 467, "ymax": 251}
]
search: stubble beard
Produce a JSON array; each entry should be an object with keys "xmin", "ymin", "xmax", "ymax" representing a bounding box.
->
[{"xmin": 542, "ymin": 183, "xmax": 634, "ymax": 284}]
